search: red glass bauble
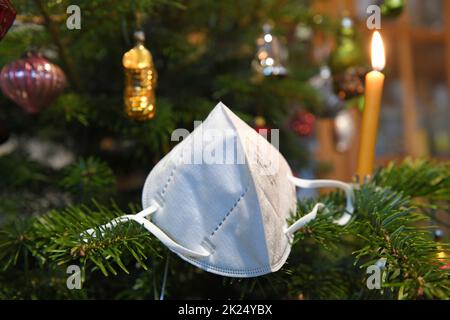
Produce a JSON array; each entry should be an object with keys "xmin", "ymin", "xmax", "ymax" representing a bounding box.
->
[
  {"xmin": 0, "ymin": 52, "xmax": 67, "ymax": 113},
  {"xmin": 0, "ymin": 0, "xmax": 16, "ymax": 41},
  {"xmin": 290, "ymin": 110, "xmax": 315, "ymax": 137}
]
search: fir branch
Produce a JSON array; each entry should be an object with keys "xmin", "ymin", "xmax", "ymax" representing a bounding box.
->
[
  {"xmin": 373, "ymin": 158, "xmax": 450, "ymax": 214},
  {"xmin": 287, "ymin": 160, "xmax": 449, "ymax": 299},
  {"xmin": 61, "ymin": 157, "xmax": 116, "ymax": 202},
  {"xmin": 0, "ymin": 202, "xmax": 163, "ymax": 278},
  {"xmin": 1, "ymin": 153, "xmax": 448, "ymax": 299},
  {"xmin": 352, "ymin": 183, "xmax": 449, "ymax": 299},
  {"xmin": 33, "ymin": 202, "xmax": 163, "ymax": 276}
]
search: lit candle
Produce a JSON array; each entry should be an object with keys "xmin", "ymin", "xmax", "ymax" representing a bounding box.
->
[{"xmin": 357, "ymin": 31, "xmax": 385, "ymax": 179}]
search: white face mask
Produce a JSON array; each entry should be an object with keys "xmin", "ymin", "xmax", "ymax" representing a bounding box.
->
[{"xmin": 84, "ymin": 102, "xmax": 353, "ymax": 278}]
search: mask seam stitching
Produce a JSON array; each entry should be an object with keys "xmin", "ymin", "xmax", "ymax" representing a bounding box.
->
[
  {"xmin": 157, "ymin": 151, "xmax": 184, "ymax": 208},
  {"xmin": 180, "ymin": 236, "xmax": 290, "ymax": 275},
  {"xmin": 182, "ymin": 255, "xmax": 271, "ymax": 274},
  {"xmin": 209, "ymin": 182, "xmax": 250, "ymax": 238}
]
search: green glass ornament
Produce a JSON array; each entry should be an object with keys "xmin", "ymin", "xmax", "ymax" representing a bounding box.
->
[
  {"xmin": 381, "ymin": 0, "xmax": 405, "ymax": 19},
  {"xmin": 329, "ymin": 17, "xmax": 363, "ymax": 74}
]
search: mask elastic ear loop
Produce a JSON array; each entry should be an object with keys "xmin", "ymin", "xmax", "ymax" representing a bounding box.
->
[
  {"xmin": 285, "ymin": 203, "xmax": 326, "ymax": 236},
  {"xmin": 285, "ymin": 175, "xmax": 354, "ymax": 236},
  {"xmin": 81, "ymin": 203, "xmax": 211, "ymax": 258}
]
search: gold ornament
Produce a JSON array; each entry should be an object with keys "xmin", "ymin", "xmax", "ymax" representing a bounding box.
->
[
  {"xmin": 254, "ymin": 116, "xmax": 266, "ymax": 128},
  {"xmin": 434, "ymin": 229, "xmax": 449, "ymax": 269},
  {"xmin": 123, "ymin": 31, "xmax": 157, "ymax": 121},
  {"xmin": 437, "ymin": 246, "xmax": 448, "ymax": 261}
]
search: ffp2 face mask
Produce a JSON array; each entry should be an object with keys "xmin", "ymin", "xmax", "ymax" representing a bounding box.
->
[{"xmin": 85, "ymin": 102, "xmax": 353, "ymax": 277}]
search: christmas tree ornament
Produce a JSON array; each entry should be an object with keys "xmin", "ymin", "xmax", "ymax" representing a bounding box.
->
[
  {"xmin": 290, "ymin": 110, "xmax": 315, "ymax": 137},
  {"xmin": 334, "ymin": 109, "xmax": 355, "ymax": 152},
  {"xmin": 329, "ymin": 17, "xmax": 363, "ymax": 74},
  {"xmin": 329, "ymin": 17, "xmax": 365, "ymax": 101},
  {"xmin": 309, "ymin": 65, "xmax": 344, "ymax": 117},
  {"xmin": 434, "ymin": 229, "xmax": 448, "ymax": 261},
  {"xmin": 434, "ymin": 229, "xmax": 450, "ymax": 270},
  {"xmin": 123, "ymin": 31, "xmax": 157, "ymax": 121},
  {"xmin": 379, "ymin": 0, "xmax": 405, "ymax": 19},
  {"xmin": 254, "ymin": 116, "xmax": 273, "ymax": 140},
  {"xmin": 252, "ymin": 23, "xmax": 288, "ymax": 77},
  {"xmin": 0, "ymin": 51, "xmax": 67, "ymax": 113},
  {"xmin": 333, "ymin": 66, "xmax": 366, "ymax": 100},
  {"xmin": 253, "ymin": 115, "xmax": 269, "ymax": 133},
  {"xmin": 186, "ymin": 30, "xmax": 207, "ymax": 46},
  {"xmin": 295, "ymin": 23, "xmax": 313, "ymax": 42},
  {"xmin": 0, "ymin": 0, "xmax": 16, "ymax": 41},
  {"xmin": 99, "ymin": 137, "xmax": 117, "ymax": 152},
  {"xmin": 84, "ymin": 102, "xmax": 354, "ymax": 278},
  {"xmin": 434, "ymin": 229, "xmax": 444, "ymax": 241},
  {"xmin": 440, "ymin": 262, "xmax": 450, "ymax": 270},
  {"xmin": 254, "ymin": 115, "xmax": 266, "ymax": 129}
]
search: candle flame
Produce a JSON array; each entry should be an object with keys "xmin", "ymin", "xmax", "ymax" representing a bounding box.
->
[{"xmin": 371, "ymin": 31, "xmax": 385, "ymax": 71}]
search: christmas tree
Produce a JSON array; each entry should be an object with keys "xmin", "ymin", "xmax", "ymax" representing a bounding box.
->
[{"xmin": 0, "ymin": 0, "xmax": 448, "ymax": 299}]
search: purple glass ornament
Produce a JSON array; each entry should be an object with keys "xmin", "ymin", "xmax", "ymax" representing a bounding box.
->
[{"xmin": 0, "ymin": 52, "xmax": 67, "ymax": 113}]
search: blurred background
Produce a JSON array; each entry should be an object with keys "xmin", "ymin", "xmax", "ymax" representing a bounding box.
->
[
  {"xmin": 312, "ymin": 0, "xmax": 450, "ymax": 181},
  {"xmin": 310, "ymin": 0, "xmax": 450, "ymax": 233}
]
